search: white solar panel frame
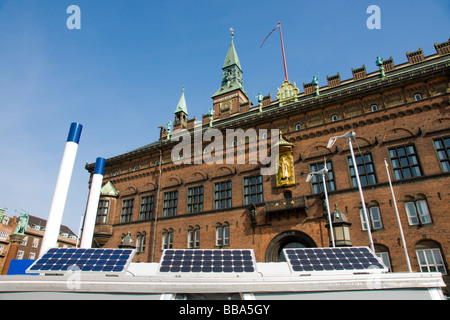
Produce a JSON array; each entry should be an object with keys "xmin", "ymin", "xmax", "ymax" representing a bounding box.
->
[
  {"xmin": 283, "ymin": 247, "xmax": 388, "ymax": 275},
  {"xmin": 26, "ymin": 248, "xmax": 136, "ymax": 275},
  {"xmin": 157, "ymin": 249, "xmax": 259, "ymax": 277}
]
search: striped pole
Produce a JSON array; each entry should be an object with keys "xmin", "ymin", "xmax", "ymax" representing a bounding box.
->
[
  {"xmin": 40, "ymin": 123, "xmax": 82, "ymax": 257},
  {"xmin": 80, "ymin": 157, "xmax": 105, "ymax": 248}
]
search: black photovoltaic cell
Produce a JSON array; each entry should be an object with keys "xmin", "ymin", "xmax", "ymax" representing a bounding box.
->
[
  {"xmin": 158, "ymin": 249, "xmax": 257, "ymax": 274},
  {"xmin": 26, "ymin": 248, "xmax": 135, "ymax": 274},
  {"xmin": 283, "ymin": 247, "xmax": 387, "ymax": 274}
]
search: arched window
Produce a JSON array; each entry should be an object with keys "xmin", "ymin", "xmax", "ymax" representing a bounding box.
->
[
  {"xmin": 415, "ymin": 240, "xmax": 446, "ymax": 274},
  {"xmin": 162, "ymin": 229, "xmax": 174, "ymax": 249},
  {"xmin": 360, "ymin": 201, "xmax": 383, "ymax": 231},
  {"xmin": 371, "ymin": 104, "xmax": 378, "ymax": 112},
  {"xmin": 215, "ymin": 222, "xmax": 230, "ymax": 247},
  {"xmin": 404, "ymin": 194, "xmax": 432, "ymax": 226},
  {"xmin": 414, "ymin": 93, "xmax": 423, "ymax": 101},
  {"xmin": 295, "ymin": 123, "xmax": 302, "ymax": 131},
  {"xmin": 187, "ymin": 225, "xmax": 200, "ymax": 249},
  {"xmin": 331, "ymin": 114, "xmax": 339, "ymax": 122},
  {"xmin": 136, "ymin": 232, "xmax": 146, "ymax": 253}
]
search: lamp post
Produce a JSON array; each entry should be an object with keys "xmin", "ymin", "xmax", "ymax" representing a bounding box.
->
[
  {"xmin": 307, "ymin": 166, "xmax": 335, "ymax": 247},
  {"xmin": 328, "ymin": 131, "xmax": 375, "ymax": 252},
  {"xmin": 326, "ymin": 204, "xmax": 352, "ymax": 247}
]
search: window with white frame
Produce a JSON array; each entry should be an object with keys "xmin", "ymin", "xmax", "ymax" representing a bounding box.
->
[
  {"xmin": 136, "ymin": 232, "xmax": 146, "ymax": 253},
  {"xmin": 414, "ymin": 93, "xmax": 422, "ymax": 101},
  {"xmin": 216, "ymin": 223, "xmax": 229, "ymax": 247},
  {"xmin": 0, "ymin": 232, "xmax": 8, "ymax": 241},
  {"xmin": 32, "ymin": 238, "xmax": 39, "ymax": 248},
  {"xmin": 360, "ymin": 206, "xmax": 383, "ymax": 231},
  {"xmin": 188, "ymin": 228, "xmax": 200, "ymax": 249},
  {"xmin": 96, "ymin": 200, "xmax": 109, "ymax": 224},
  {"xmin": 405, "ymin": 199, "xmax": 432, "ymax": 226},
  {"xmin": 416, "ymin": 248, "xmax": 446, "ymax": 275},
  {"xmin": 162, "ymin": 230, "xmax": 173, "ymax": 249},
  {"xmin": 16, "ymin": 251, "xmax": 24, "ymax": 260},
  {"xmin": 376, "ymin": 251, "xmax": 392, "ymax": 272}
]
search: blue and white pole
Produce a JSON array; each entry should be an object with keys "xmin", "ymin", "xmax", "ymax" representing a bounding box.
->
[
  {"xmin": 80, "ymin": 157, "xmax": 105, "ymax": 248},
  {"xmin": 40, "ymin": 123, "xmax": 83, "ymax": 257}
]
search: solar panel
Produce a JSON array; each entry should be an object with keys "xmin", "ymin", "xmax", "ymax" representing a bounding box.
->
[
  {"xmin": 158, "ymin": 249, "xmax": 258, "ymax": 274},
  {"xmin": 283, "ymin": 247, "xmax": 387, "ymax": 274},
  {"xmin": 26, "ymin": 248, "xmax": 135, "ymax": 275}
]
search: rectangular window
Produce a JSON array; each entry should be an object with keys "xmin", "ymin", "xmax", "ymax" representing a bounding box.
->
[
  {"xmin": 405, "ymin": 200, "xmax": 432, "ymax": 226},
  {"xmin": 216, "ymin": 226, "xmax": 230, "ymax": 246},
  {"xmin": 244, "ymin": 175, "xmax": 263, "ymax": 205},
  {"xmin": 433, "ymin": 137, "xmax": 450, "ymax": 172},
  {"xmin": 348, "ymin": 153, "xmax": 377, "ymax": 187},
  {"xmin": 32, "ymin": 238, "xmax": 39, "ymax": 248},
  {"xmin": 188, "ymin": 230, "xmax": 200, "ymax": 249},
  {"xmin": 309, "ymin": 161, "xmax": 335, "ymax": 194},
  {"xmin": 96, "ymin": 200, "xmax": 109, "ymax": 224},
  {"xmin": 360, "ymin": 207, "xmax": 383, "ymax": 230},
  {"xmin": 187, "ymin": 186, "xmax": 204, "ymax": 214},
  {"xmin": 388, "ymin": 144, "xmax": 422, "ymax": 180},
  {"xmin": 163, "ymin": 191, "xmax": 178, "ymax": 217},
  {"xmin": 140, "ymin": 195, "xmax": 154, "ymax": 220},
  {"xmin": 215, "ymin": 181, "xmax": 232, "ymax": 209},
  {"xmin": 121, "ymin": 199, "xmax": 134, "ymax": 223},
  {"xmin": 416, "ymin": 248, "xmax": 447, "ymax": 275}
]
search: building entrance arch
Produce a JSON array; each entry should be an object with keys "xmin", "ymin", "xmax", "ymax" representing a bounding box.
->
[{"xmin": 265, "ymin": 230, "xmax": 317, "ymax": 262}]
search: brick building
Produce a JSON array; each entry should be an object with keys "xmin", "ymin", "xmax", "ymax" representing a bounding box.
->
[
  {"xmin": 0, "ymin": 212, "xmax": 77, "ymax": 273},
  {"xmin": 85, "ymin": 36, "xmax": 450, "ymax": 290}
]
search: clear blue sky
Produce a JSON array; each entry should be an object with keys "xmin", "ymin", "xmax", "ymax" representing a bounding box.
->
[{"xmin": 0, "ymin": 0, "xmax": 449, "ymax": 234}]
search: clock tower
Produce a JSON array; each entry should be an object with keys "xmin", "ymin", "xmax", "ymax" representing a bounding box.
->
[{"xmin": 211, "ymin": 31, "xmax": 250, "ymax": 118}]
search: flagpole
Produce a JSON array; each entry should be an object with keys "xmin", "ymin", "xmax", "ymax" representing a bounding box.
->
[
  {"xmin": 384, "ymin": 158, "xmax": 412, "ymax": 272},
  {"xmin": 347, "ymin": 134, "xmax": 374, "ymax": 252},
  {"xmin": 278, "ymin": 22, "xmax": 288, "ymax": 81},
  {"xmin": 261, "ymin": 22, "xmax": 288, "ymax": 82}
]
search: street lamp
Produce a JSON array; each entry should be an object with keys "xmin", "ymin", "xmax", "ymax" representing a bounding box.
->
[
  {"xmin": 328, "ymin": 131, "xmax": 375, "ymax": 252},
  {"xmin": 306, "ymin": 165, "xmax": 335, "ymax": 247},
  {"xmin": 326, "ymin": 204, "xmax": 352, "ymax": 247}
]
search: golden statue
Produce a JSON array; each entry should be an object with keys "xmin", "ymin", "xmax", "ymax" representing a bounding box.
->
[{"xmin": 276, "ymin": 132, "xmax": 295, "ymax": 187}]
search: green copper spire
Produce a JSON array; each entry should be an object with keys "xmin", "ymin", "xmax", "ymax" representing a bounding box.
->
[
  {"xmin": 222, "ymin": 31, "xmax": 242, "ymax": 70},
  {"xmin": 174, "ymin": 87, "xmax": 188, "ymax": 116},
  {"xmin": 212, "ymin": 30, "xmax": 245, "ymax": 98}
]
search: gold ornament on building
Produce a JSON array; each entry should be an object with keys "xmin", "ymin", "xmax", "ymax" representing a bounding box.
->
[{"xmin": 276, "ymin": 131, "xmax": 295, "ymax": 187}]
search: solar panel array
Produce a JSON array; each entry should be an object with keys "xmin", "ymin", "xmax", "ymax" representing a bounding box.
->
[
  {"xmin": 158, "ymin": 249, "xmax": 257, "ymax": 274},
  {"xmin": 26, "ymin": 248, "xmax": 135, "ymax": 275},
  {"xmin": 283, "ymin": 247, "xmax": 387, "ymax": 274}
]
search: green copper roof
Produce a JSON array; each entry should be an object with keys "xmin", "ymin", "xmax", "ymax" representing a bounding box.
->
[
  {"xmin": 223, "ymin": 34, "xmax": 242, "ymax": 70},
  {"xmin": 174, "ymin": 88, "xmax": 188, "ymax": 115},
  {"xmin": 212, "ymin": 33, "xmax": 246, "ymax": 98}
]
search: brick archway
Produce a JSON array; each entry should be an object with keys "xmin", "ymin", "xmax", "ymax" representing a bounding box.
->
[{"xmin": 265, "ymin": 230, "xmax": 317, "ymax": 262}]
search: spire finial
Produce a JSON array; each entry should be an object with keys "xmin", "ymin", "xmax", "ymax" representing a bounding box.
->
[{"xmin": 230, "ymin": 27, "xmax": 234, "ymax": 42}]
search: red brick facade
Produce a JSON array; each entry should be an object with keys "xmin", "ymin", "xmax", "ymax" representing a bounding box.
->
[{"xmin": 86, "ymin": 38, "xmax": 450, "ymax": 291}]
